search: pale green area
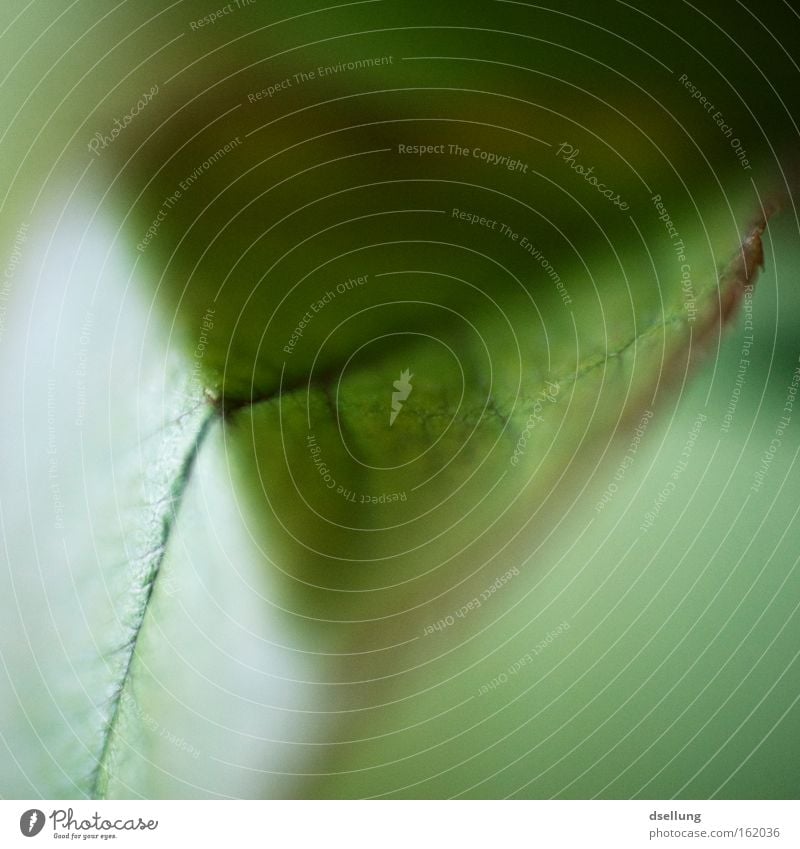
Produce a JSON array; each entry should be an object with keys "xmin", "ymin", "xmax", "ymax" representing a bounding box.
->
[{"xmin": 0, "ymin": 0, "xmax": 798, "ymax": 799}]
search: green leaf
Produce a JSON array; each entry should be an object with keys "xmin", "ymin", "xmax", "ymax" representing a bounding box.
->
[{"xmin": 1, "ymin": 0, "xmax": 797, "ymax": 799}]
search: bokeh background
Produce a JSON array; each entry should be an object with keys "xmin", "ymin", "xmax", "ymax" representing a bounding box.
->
[{"xmin": 0, "ymin": 0, "xmax": 798, "ymax": 799}]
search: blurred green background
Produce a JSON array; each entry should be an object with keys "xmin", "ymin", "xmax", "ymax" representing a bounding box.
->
[{"xmin": 0, "ymin": 0, "xmax": 798, "ymax": 800}]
